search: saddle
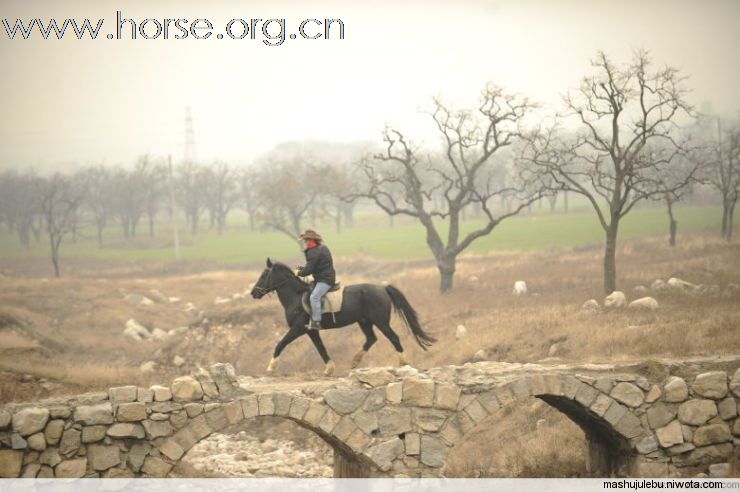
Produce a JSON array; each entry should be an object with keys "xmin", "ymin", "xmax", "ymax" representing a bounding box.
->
[{"xmin": 301, "ymin": 282, "xmax": 345, "ymax": 317}]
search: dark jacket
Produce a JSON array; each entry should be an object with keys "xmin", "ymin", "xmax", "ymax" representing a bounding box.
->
[{"xmin": 298, "ymin": 244, "xmax": 336, "ymax": 285}]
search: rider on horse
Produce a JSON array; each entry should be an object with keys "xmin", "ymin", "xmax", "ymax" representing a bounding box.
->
[{"xmin": 294, "ymin": 229, "xmax": 336, "ymax": 330}]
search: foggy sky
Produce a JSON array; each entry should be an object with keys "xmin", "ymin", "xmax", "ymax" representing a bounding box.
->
[{"xmin": 1, "ymin": 0, "xmax": 739, "ymax": 171}]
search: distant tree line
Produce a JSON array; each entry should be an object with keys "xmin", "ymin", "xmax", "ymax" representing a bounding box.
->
[{"xmin": 0, "ymin": 50, "xmax": 737, "ymax": 292}]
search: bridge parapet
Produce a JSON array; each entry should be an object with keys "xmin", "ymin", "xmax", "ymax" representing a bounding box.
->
[{"xmin": 0, "ymin": 358, "xmax": 738, "ymax": 478}]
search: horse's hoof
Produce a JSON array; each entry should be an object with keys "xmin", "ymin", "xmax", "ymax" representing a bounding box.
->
[
  {"xmin": 266, "ymin": 357, "xmax": 278, "ymax": 374},
  {"xmin": 323, "ymin": 360, "xmax": 336, "ymax": 376},
  {"xmin": 351, "ymin": 350, "xmax": 367, "ymax": 369},
  {"xmin": 398, "ymin": 352, "xmax": 409, "ymax": 367}
]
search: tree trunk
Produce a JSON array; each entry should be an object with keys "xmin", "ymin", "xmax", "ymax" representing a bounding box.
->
[
  {"xmin": 728, "ymin": 200, "xmax": 736, "ymax": 242},
  {"xmin": 666, "ymin": 196, "xmax": 677, "ymax": 247},
  {"xmin": 49, "ymin": 235, "xmax": 60, "ymax": 278},
  {"xmin": 721, "ymin": 200, "xmax": 729, "ymax": 238},
  {"xmin": 437, "ymin": 255, "xmax": 456, "ymax": 293},
  {"xmin": 669, "ymin": 219, "xmax": 677, "ymax": 247},
  {"xmin": 564, "ymin": 191, "xmax": 569, "ymax": 214},
  {"xmin": 149, "ymin": 214, "xmax": 155, "ymax": 238},
  {"xmin": 97, "ymin": 223, "xmax": 104, "ymax": 247},
  {"xmin": 603, "ymin": 222, "xmax": 619, "ymax": 294}
]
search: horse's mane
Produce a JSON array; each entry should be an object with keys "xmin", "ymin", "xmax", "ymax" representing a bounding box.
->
[
  {"xmin": 271, "ymin": 261, "xmax": 309, "ymax": 290},
  {"xmin": 271, "ymin": 261, "xmax": 293, "ymax": 273}
]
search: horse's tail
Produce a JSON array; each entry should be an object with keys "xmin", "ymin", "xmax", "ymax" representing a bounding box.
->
[{"xmin": 385, "ymin": 285, "xmax": 436, "ymax": 351}]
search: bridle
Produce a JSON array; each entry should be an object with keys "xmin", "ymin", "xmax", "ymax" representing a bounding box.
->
[{"xmin": 252, "ymin": 267, "xmax": 293, "ymax": 296}]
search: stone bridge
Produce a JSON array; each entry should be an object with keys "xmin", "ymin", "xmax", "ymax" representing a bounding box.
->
[{"xmin": 1, "ymin": 357, "xmax": 739, "ymax": 479}]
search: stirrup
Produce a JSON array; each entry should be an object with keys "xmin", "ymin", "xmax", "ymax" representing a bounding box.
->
[{"xmin": 308, "ymin": 319, "xmax": 322, "ymax": 330}]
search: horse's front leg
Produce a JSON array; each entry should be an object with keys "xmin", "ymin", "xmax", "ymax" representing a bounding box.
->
[
  {"xmin": 306, "ymin": 330, "xmax": 334, "ymax": 376},
  {"xmin": 267, "ymin": 325, "xmax": 304, "ymax": 375}
]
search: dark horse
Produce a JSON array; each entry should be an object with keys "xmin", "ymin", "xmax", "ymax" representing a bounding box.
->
[{"xmin": 250, "ymin": 258, "xmax": 436, "ymax": 375}]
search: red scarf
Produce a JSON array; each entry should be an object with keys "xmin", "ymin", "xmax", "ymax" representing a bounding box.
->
[{"xmin": 305, "ymin": 240, "xmax": 319, "ymax": 250}]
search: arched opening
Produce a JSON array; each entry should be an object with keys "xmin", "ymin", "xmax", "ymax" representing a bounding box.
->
[
  {"xmin": 169, "ymin": 414, "xmax": 375, "ymax": 477},
  {"xmin": 443, "ymin": 394, "xmax": 633, "ymax": 477}
]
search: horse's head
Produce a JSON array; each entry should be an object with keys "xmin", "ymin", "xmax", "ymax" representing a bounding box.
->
[{"xmin": 251, "ymin": 258, "xmax": 293, "ymax": 299}]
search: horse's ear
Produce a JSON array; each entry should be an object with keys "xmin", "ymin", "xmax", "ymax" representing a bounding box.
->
[{"xmin": 266, "ymin": 257, "xmax": 273, "ymax": 267}]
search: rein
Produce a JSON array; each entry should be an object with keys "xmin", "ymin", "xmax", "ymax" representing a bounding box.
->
[{"xmin": 253, "ymin": 267, "xmax": 304, "ymax": 296}]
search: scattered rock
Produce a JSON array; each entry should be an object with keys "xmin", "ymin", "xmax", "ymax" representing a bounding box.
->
[
  {"xmin": 513, "ymin": 281, "xmax": 527, "ymax": 295},
  {"xmin": 173, "ymin": 355, "xmax": 185, "ymax": 367},
  {"xmin": 455, "ymin": 325, "xmax": 467, "ymax": 340},
  {"xmin": 581, "ymin": 299, "xmax": 600, "ymax": 312},
  {"xmin": 650, "ymin": 279, "xmax": 668, "ymax": 293},
  {"xmin": 604, "ymin": 291, "xmax": 626, "ymax": 309},
  {"xmin": 140, "ymin": 361, "xmax": 156, "ymax": 373},
  {"xmin": 667, "ymin": 277, "xmax": 696, "ymax": 293},
  {"xmin": 171, "ymin": 376, "xmax": 204, "ymax": 401},
  {"xmin": 471, "ymin": 349, "xmax": 487, "ymax": 362},
  {"xmin": 628, "ymin": 297, "xmax": 659, "ymax": 310},
  {"xmin": 214, "ymin": 297, "xmax": 232, "ymax": 305},
  {"xmin": 633, "ymin": 285, "xmax": 648, "ymax": 296},
  {"xmin": 124, "ymin": 319, "xmax": 150, "ymax": 342}
]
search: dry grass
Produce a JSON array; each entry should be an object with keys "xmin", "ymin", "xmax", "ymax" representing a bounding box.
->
[
  {"xmin": 0, "ymin": 232, "xmax": 738, "ymax": 477},
  {"xmin": 444, "ymin": 398, "xmax": 586, "ymax": 477}
]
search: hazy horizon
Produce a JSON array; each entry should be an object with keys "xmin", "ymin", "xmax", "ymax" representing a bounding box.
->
[{"xmin": 2, "ymin": 0, "xmax": 739, "ymax": 172}]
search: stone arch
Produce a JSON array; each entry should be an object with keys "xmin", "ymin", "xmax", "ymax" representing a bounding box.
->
[
  {"xmin": 439, "ymin": 374, "xmax": 645, "ymax": 477},
  {"xmin": 158, "ymin": 392, "xmax": 382, "ymax": 478}
]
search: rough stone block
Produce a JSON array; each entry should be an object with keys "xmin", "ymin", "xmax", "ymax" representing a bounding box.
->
[
  {"xmin": 117, "ymin": 402, "xmax": 147, "ymax": 422},
  {"xmin": 402, "ymin": 378, "xmax": 435, "ymax": 407},
  {"xmin": 257, "ymin": 394, "xmax": 275, "ymax": 415},
  {"xmin": 693, "ymin": 371, "xmax": 728, "ymax": 399},
  {"xmin": 12, "ymin": 408, "xmax": 50, "ymax": 437},
  {"xmin": 677, "ymin": 399, "xmax": 718, "ymax": 426},
  {"xmin": 324, "ymin": 388, "xmax": 368, "ymax": 414}
]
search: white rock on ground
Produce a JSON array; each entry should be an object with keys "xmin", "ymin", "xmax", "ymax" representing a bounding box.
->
[
  {"xmin": 650, "ymin": 279, "xmax": 668, "ymax": 293},
  {"xmin": 214, "ymin": 297, "xmax": 231, "ymax": 305},
  {"xmin": 667, "ymin": 277, "xmax": 696, "ymax": 293},
  {"xmin": 140, "ymin": 361, "xmax": 156, "ymax": 373},
  {"xmin": 513, "ymin": 281, "xmax": 528, "ymax": 295},
  {"xmin": 581, "ymin": 299, "xmax": 600, "ymax": 312},
  {"xmin": 123, "ymin": 319, "xmax": 150, "ymax": 342},
  {"xmin": 604, "ymin": 291, "xmax": 627, "ymax": 309},
  {"xmin": 628, "ymin": 297, "xmax": 659, "ymax": 310},
  {"xmin": 455, "ymin": 325, "xmax": 468, "ymax": 340}
]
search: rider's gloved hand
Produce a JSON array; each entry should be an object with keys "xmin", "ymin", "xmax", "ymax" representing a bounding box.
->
[{"xmin": 293, "ymin": 267, "xmax": 302, "ymax": 276}]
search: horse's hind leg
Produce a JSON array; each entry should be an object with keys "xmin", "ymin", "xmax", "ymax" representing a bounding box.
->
[
  {"xmin": 352, "ymin": 319, "xmax": 377, "ymax": 369},
  {"xmin": 375, "ymin": 322, "xmax": 408, "ymax": 367},
  {"xmin": 307, "ymin": 330, "xmax": 335, "ymax": 376}
]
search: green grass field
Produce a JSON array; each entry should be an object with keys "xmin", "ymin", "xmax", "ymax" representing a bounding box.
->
[{"xmin": 0, "ymin": 205, "xmax": 730, "ymax": 266}]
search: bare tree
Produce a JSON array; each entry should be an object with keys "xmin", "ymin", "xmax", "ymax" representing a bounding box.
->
[
  {"xmin": 351, "ymin": 84, "xmax": 545, "ymax": 292},
  {"xmin": 201, "ymin": 162, "xmax": 239, "ymax": 234},
  {"xmin": 39, "ymin": 173, "xmax": 84, "ymax": 277},
  {"xmin": 81, "ymin": 165, "xmax": 112, "ymax": 246},
  {"xmin": 525, "ymin": 51, "xmax": 696, "ymax": 293},
  {"xmin": 135, "ymin": 157, "xmax": 167, "ymax": 238},
  {"xmin": 255, "ymin": 157, "xmax": 327, "ymax": 249},
  {"xmin": 239, "ymin": 167, "xmax": 260, "ymax": 231},
  {"xmin": 701, "ymin": 117, "xmax": 740, "ymax": 241},
  {"xmin": 0, "ymin": 171, "xmax": 43, "ymax": 248},
  {"xmin": 177, "ymin": 161, "xmax": 204, "ymax": 235}
]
